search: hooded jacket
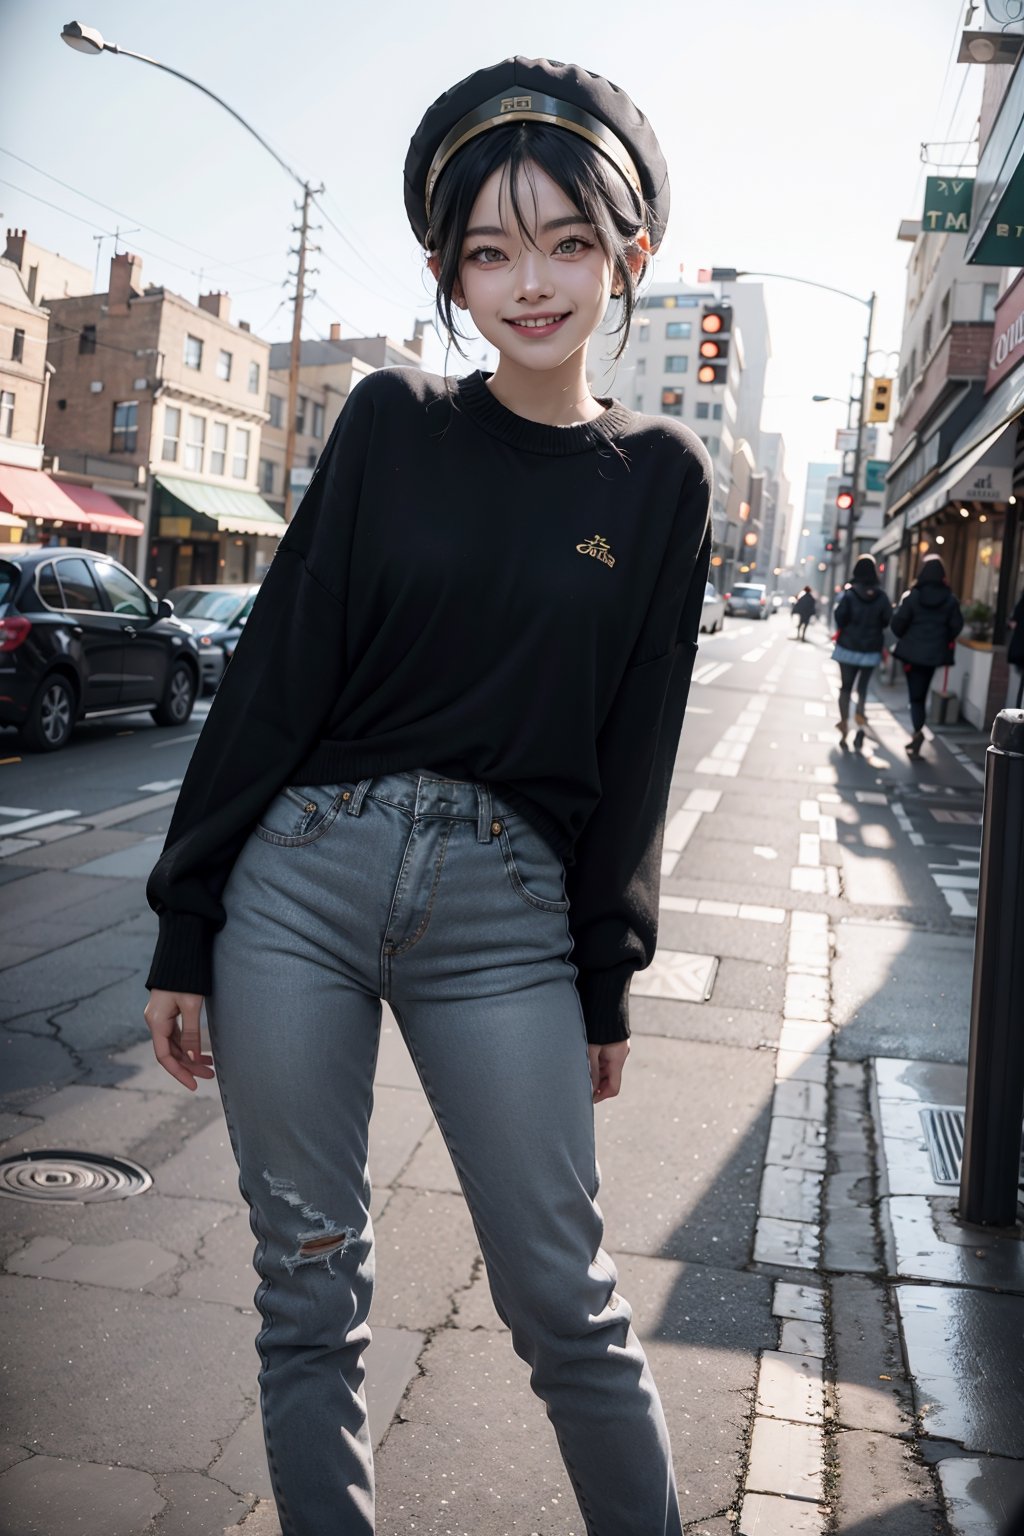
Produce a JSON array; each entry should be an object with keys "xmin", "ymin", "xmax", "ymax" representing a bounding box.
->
[
  {"xmin": 833, "ymin": 582, "xmax": 892, "ymax": 654},
  {"xmin": 890, "ymin": 565, "xmax": 963, "ymax": 667}
]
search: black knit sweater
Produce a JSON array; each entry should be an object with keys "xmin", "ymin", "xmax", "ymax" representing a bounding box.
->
[{"xmin": 145, "ymin": 368, "xmax": 712, "ymax": 1044}]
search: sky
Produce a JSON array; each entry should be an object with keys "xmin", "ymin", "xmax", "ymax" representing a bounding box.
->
[{"xmin": 0, "ymin": 0, "xmax": 981, "ymax": 528}]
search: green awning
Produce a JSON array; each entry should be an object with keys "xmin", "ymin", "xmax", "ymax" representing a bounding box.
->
[{"xmin": 155, "ymin": 476, "xmax": 286, "ymax": 537}]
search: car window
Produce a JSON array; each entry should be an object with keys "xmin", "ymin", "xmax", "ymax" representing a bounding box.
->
[
  {"xmin": 53, "ymin": 557, "xmax": 103, "ymax": 612},
  {"xmin": 166, "ymin": 589, "xmax": 204, "ymax": 616},
  {"xmin": 37, "ymin": 562, "xmax": 63, "ymax": 609},
  {"xmin": 704, "ymin": 582, "xmax": 719, "ymax": 599},
  {"xmin": 732, "ymin": 585, "xmax": 764, "ymax": 598},
  {"xmin": 176, "ymin": 591, "xmax": 245, "ymax": 622},
  {"xmin": 0, "ymin": 561, "xmax": 18, "ymax": 610},
  {"xmin": 92, "ymin": 561, "xmax": 154, "ymax": 618}
]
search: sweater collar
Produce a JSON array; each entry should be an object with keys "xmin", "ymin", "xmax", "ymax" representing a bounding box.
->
[{"xmin": 455, "ymin": 369, "xmax": 633, "ymax": 456}]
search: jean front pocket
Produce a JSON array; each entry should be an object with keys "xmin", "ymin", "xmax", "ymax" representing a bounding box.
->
[
  {"xmin": 255, "ymin": 783, "xmax": 348, "ymax": 846},
  {"xmin": 496, "ymin": 816, "xmax": 570, "ymax": 913}
]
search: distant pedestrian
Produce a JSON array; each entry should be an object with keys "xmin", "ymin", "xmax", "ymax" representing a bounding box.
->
[
  {"xmin": 142, "ymin": 56, "xmax": 703, "ymax": 1536},
  {"xmin": 889, "ymin": 554, "xmax": 964, "ymax": 757},
  {"xmin": 793, "ymin": 586, "xmax": 817, "ymax": 641},
  {"xmin": 1008, "ymin": 587, "xmax": 1024, "ymax": 709},
  {"xmin": 832, "ymin": 555, "xmax": 893, "ymax": 750}
]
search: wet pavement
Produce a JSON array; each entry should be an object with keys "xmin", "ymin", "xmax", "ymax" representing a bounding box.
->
[{"xmin": 1, "ymin": 626, "xmax": 1022, "ymax": 1534}]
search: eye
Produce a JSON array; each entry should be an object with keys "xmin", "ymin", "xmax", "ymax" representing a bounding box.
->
[
  {"xmin": 555, "ymin": 236, "xmax": 592, "ymax": 256},
  {"xmin": 465, "ymin": 245, "xmax": 506, "ymax": 265}
]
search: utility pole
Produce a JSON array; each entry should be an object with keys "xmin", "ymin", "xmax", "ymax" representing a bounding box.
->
[
  {"xmin": 844, "ymin": 292, "xmax": 876, "ymax": 584},
  {"xmin": 283, "ymin": 182, "xmax": 321, "ymax": 525}
]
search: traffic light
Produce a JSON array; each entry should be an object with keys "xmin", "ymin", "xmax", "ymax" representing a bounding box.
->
[
  {"xmin": 868, "ymin": 377, "xmax": 893, "ymax": 423},
  {"xmin": 698, "ymin": 303, "xmax": 732, "ymax": 385},
  {"xmin": 836, "ymin": 487, "xmax": 855, "ymax": 514}
]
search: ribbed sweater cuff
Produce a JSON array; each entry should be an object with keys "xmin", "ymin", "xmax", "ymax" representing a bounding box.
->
[
  {"xmin": 576, "ymin": 965, "xmax": 633, "ymax": 1045},
  {"xmin": 145, "ymin": 913, "xmax": 214, "ymax": 997}
]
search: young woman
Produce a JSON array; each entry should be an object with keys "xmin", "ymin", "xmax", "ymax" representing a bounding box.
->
[
  {"xmin": 890, "ymin": 553, "xmax": 964, "ymax": 757},
  {"xmin": 792, "ymin": 584, "xmax": 817, "ymax": 641},
  {"xmin": 143, "ymin": 57, "xmax": 711, "ymax": 1536},
  {"xmin": 832, "ymin": 555, "xmax": 892, "ymax": 750}
]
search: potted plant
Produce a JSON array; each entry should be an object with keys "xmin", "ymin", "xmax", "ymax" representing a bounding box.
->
[{"xmin": 962, "ymin": 599, "xmax": 994, "ymax": 643}]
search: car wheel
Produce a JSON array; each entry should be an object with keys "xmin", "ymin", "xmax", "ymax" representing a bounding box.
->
[
  {"xmin": 18, "ymin": 674, "xmax": 76, "ymax": 753},
  {"xmin": 151, "ymin": 662, "xmax": 197, "ymax": 727}
]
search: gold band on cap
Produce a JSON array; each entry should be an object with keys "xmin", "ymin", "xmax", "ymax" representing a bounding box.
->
[{"xmin": 424, "ymin": 89, "xmax": 644, "ymax": 229}]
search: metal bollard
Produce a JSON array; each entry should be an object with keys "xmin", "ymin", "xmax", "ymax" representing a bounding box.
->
[{"xmin": 958, "ymin": 708, "xmax": 1024, "ymax": 1227}]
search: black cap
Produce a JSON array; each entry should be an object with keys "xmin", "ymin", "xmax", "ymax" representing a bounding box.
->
[{"xmin": 404, "ymin": 56, "xmax": 670, "ymax": 251}]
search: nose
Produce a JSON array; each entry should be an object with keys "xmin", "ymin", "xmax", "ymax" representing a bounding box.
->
[{"xmin": 514, "ymin": 247, "xmax": 554, "ymax": 305}]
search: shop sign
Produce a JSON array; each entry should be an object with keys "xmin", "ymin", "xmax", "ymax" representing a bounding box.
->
[
  {"xmin": 986, "ymin": 272, "xmax": 1024, "ymax": 392},
  {"xmin": 865, "ymin": 459, "xmax": 890, "ymax": 494},
  {"xmin": 159, "ymin": 516, "xmax": 192, "ymax": 538},
  {"xmin": 922, "ymin": 176, "xmax": 974, "ymax": 233},
  {"xmin": 835, "ymin": 426, "xmax": 879, "ymax": 453}
]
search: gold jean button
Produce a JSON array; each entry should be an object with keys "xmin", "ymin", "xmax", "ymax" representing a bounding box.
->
[
  {"xmin": 491, "ymin": 819, "xmax": 502, "ymax": 835},
  {"xmin": 341, "ymin": 790, "xmax": 351, "ymax": 801},
  {"xmin": 305, "ymin": 802, "xmax": 316, "ymax": 813}
]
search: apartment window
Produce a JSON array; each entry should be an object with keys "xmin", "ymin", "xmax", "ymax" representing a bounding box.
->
[
  {"xmin": 296, "ymin": 396, "xmax": 308, "ymax": 434},
  {"xmin": 162, "ymin": 405, "xmax": 181, "ymax": 462},
  {"xmin": 216, "ymin": 348, "xmax": 233, "ymax": 382},
  {"xmin": 661, "ymin": 387, "xmax": 684, "ymax": 417},
  {"xmin": 259, "ymin": 458, "xmax": 275, "ymax": 494},
  {"xmin": 634, "ymin": 394, "xmax": 644, "ymax": 410},
  {"xmin": 707, "ymin": 436, "xmax": 721, "ymax": 457},
  {"xmin": 981, "ymin": 283, "xmax": 999, "ymax": 322},
  {"xmin": 111, "ymin": 400, "xmax": 138, "ymax": 453},
  {"xmin": 78, "ymin": 324, "xmax": 96, "ymax": 355},
  {"xmin": 664, "ymin": 355, "xmax": 688, "ymax": 373},
  {"xmin": 248, "ymin": 360, "xmax": 260, "ymax": 394},
  {"xmin": 12, "ymin": 329, "xmax": 24, "ymax": 363},
  {"xmin": 312, "ymin": 401, "xmax": 325, "ymax": 438},
  {"xmin": 233, "ymin": 426, "xmax": 251, "ymax": 479},
  {"xmin": 635, "ymin": 357, "xmax": 646, "ymax": 377},
  {"xmin": 712, "ymin": 403, "xmax": 722, "ymax": 421},
  {"xmin": 0, "ymin": 390, "xmax": 13, "ymax": 437},
  {"xmin": 184, "ymin": 334, "xmax": 203, "ymax": 370},
  {"xmin": 269, "ymin": 393, "xmax": 284, "ymax": 429},
  {"xmin": 696, "ymin": 401, "xmax": 710, "ymax": 420},
  {"xmin": 638, "ymin": 325, "xmax": 649, "ymax": 342},
  {"xmin": 922, "ymin": 315, "xmax": 932, "ymax": 357},
  {"xmin": 665, "ymin": 320, "xmax": 691, "ymax": 339},
  {"xmin": 185, "ymin": 413, "xmax": 205, "ymax": 472},
  {"xmin": 940, "ymin": 289, "xmax": 950, "ymax": 330},
  {"xmin": 909, "ymin": 348, "xmax": 917, "ymax": 383},
  {"xmin": 307, "ymin": 447, "xmax": 318, "ymax": 468},
  {"xmin": 210, "ymin": 421, "xmax": 229, "ymax": 476}
]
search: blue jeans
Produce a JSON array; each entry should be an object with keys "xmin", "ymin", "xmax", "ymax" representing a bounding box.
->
[{"xmin": 207, "ymin": 770, "xmax": 681, "ymax": 1536}]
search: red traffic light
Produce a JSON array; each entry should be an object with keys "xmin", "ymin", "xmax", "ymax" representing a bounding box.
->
[
  {"xmin": 701, "ymin": 312, "xmax": 724, "ymax": 334},
  {"xmin": 836, "ymin": 489, "xmax": 855, "ymax": 511}
]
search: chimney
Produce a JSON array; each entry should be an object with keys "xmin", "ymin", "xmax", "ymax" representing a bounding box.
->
[
  {"xmin": 237, "ymin": 319, "xmax": 250, "ymax": 332},
  {"xmin": 108, "ymin": 251, "xmax": 143, "ymax": 315},
  {"xmin": 329, "ymin": 323, "xmax": 342, "ymax": 342},
  {"xmin": 198, "ymin": 290, "xmax": 231, "ymax": 322},
  {"xmin": 4, "ymin": 228, "xmax": 27, "ymax": 272}
]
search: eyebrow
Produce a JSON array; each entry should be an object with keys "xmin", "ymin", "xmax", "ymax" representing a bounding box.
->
[{"xmin": 463, "ymin": 215, "xmax": 592, "ymax": 239}]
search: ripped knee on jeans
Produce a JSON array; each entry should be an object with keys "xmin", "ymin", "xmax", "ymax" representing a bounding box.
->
[{"xmin": 263, "ymin": 1170, "xmax": 359, "ymax": 1276}]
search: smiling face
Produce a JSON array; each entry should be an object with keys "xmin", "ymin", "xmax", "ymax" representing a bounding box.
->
[{"xmin": 448, "ymin": 161, "xmax": 620, "ymax": 372}]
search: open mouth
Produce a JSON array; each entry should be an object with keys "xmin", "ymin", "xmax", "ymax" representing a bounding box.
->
[{"xmin": 505, "ymin": 314, "xmax": 570, "ymax": 336}]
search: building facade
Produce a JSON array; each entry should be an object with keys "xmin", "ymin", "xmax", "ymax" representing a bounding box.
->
[{"xmin": 44, "ymin": 252, "xmax": 279, "ymax": 591}]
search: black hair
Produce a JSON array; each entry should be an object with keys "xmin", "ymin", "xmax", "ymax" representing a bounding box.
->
[{"xmin": 425, "ymin": 121, "xmax": 650, "ymax": 362}]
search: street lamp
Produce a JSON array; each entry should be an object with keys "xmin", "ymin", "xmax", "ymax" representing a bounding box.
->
[{"xmin": 60, "ymin": 20, "xmax": 318, "ymax": 524}]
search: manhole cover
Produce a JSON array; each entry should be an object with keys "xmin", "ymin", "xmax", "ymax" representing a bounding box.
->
[{"xmin": 0, "ymin": 1150, "xmax": 153, "ymax": 1203}]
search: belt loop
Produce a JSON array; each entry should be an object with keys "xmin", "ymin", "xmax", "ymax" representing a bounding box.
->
[
  {"xmin": 476, "ymin": 782, "xmax": 493, "ymax": 843},
  {"xmin": 348, "ymin": 777, "xmax": 374, "ymax": 816}
]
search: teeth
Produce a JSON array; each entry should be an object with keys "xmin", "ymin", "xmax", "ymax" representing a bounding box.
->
[{"xmin": 511, "ymin": 316, "xmax": 564, "ymax": 328}]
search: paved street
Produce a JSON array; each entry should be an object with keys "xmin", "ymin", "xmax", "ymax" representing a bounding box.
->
[{"xmin": 1, "ymin": 612, "xmax": 1022, "ymax": 1536}]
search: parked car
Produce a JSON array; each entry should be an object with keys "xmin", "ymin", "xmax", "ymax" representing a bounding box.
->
[
  {"xmin": 724, "ymin": 582, "xmax": 769, "ymax": 620},
  {"xmin": 0, "ymin": 548, "xmax": 201, "ymax": 751},
  {"xmin": 700, "ymin": 581, "xmax": 725, "ymax": 634},
  {"xmin": 164, "ymin": 583, "xmax": 259, "ymax": 693}
]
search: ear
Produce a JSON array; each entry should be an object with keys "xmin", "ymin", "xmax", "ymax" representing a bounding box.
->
[
  {"xmin": 426, "ymin": 252, "xmax": 468, "ymax": 310},
  {"xmin": 613, "ymin": 229, "xmax": 652, "ymax": 297}
]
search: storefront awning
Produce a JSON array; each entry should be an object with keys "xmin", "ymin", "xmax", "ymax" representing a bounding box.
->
[
  {"xmin": 0, "ymin": 464, "xmax": 93, "ymax": 526},
  {"xmin": 57, "ymin": 482, "xmax": 145, "ymax": 536},
  {"xmin": 902, "ymin": 421, "xmax": 1016, "ymax": 533},
  {"xmin": 0, "ymin": 508, "xmax": 26, "ymax": 530},
  {"xmin": 155, "ymin": 476, "xmax": 286, "ymax": 538}
]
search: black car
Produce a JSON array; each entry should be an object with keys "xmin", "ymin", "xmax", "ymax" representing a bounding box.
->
[
  {"xmin": 0, "ymin": 547, "xmax": 201, "ymax": 751},
  {"xmin": 164, "ymin": 583, "xmax": 258, "ymax": 692}
]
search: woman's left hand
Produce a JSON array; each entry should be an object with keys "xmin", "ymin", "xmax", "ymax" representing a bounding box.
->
[{"xmin": 588, "ymin": 1041, "xmax": 630, "ymax": 1103}]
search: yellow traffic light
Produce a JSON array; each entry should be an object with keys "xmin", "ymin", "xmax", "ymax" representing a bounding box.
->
[{"xmin": 868, "ymin": 377, "xmax": 893, "ymax": 423}]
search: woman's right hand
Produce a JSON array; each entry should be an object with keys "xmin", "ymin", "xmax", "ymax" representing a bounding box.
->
[{"xmin": 144, "ymin": 990, "xmax": 216, "ymax": 1091}]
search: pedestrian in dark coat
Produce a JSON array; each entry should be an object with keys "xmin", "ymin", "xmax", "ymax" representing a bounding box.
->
[
  {"xmin": 1008, "ymin": 588, "xmax": 1024, "ymax": 709},
  {"xmin": 832, "ymin": 555, "xmax": 893, "ymax": 749},
  {"xmin": 793, "ymin": 586, "xmax": 816, "ymax": 641},
  {"xmin": 889, "ymin": 554, "xmax": 964, "ymax": 757}
]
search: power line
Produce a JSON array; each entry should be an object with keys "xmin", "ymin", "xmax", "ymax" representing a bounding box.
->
[
  {"xmin": 316, "ymin": 188, "xmax": 429, "ymax": 304},
  {"xmin": 0, "ymin": 145, "xmax": 285, "ymax": 280},
  {"xmin": 312, "ymin": 194, "xmax": 430, "ymax": 310}
]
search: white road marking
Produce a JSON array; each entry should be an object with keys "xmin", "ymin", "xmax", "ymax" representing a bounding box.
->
[
  {"xmin": 138, "ymin": 780, "xmax": 183, "ymax": 792},
  {"xmin": 150, "ymin": 733, "xmax": 202, "ymax": 749},
  {"xmin": 0, "ymin": 809, "xmax": 80, "ymax": 835},
  {"xmin": 692, "ymin": 661, "xmax": 733, "ymax": 686},
  {"xmin": 0, "ymin": 806, "xmax": 34, "ymax": 816}
]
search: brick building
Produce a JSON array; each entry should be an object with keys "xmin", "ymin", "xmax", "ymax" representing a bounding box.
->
[{"xmin": 45, "ymin": 251, "xmax": 279, "ymax": 591}]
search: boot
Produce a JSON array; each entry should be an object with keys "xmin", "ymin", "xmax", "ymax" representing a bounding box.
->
[
  {"xmin": 905, "ymin": 728, "xmax": 924, "ymax": 759},
  {"xmin": 836, "ymin": 712, "xmax": 850, "ymax": 750},
  {"xmin": 854, "ymin": 710, "xmax": 867, "ymax": 728}
]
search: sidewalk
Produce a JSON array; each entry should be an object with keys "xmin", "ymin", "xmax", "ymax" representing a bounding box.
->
[{"xmin": 1, "ymin": 628, "xmax": 1022, "ymax": 1535}]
